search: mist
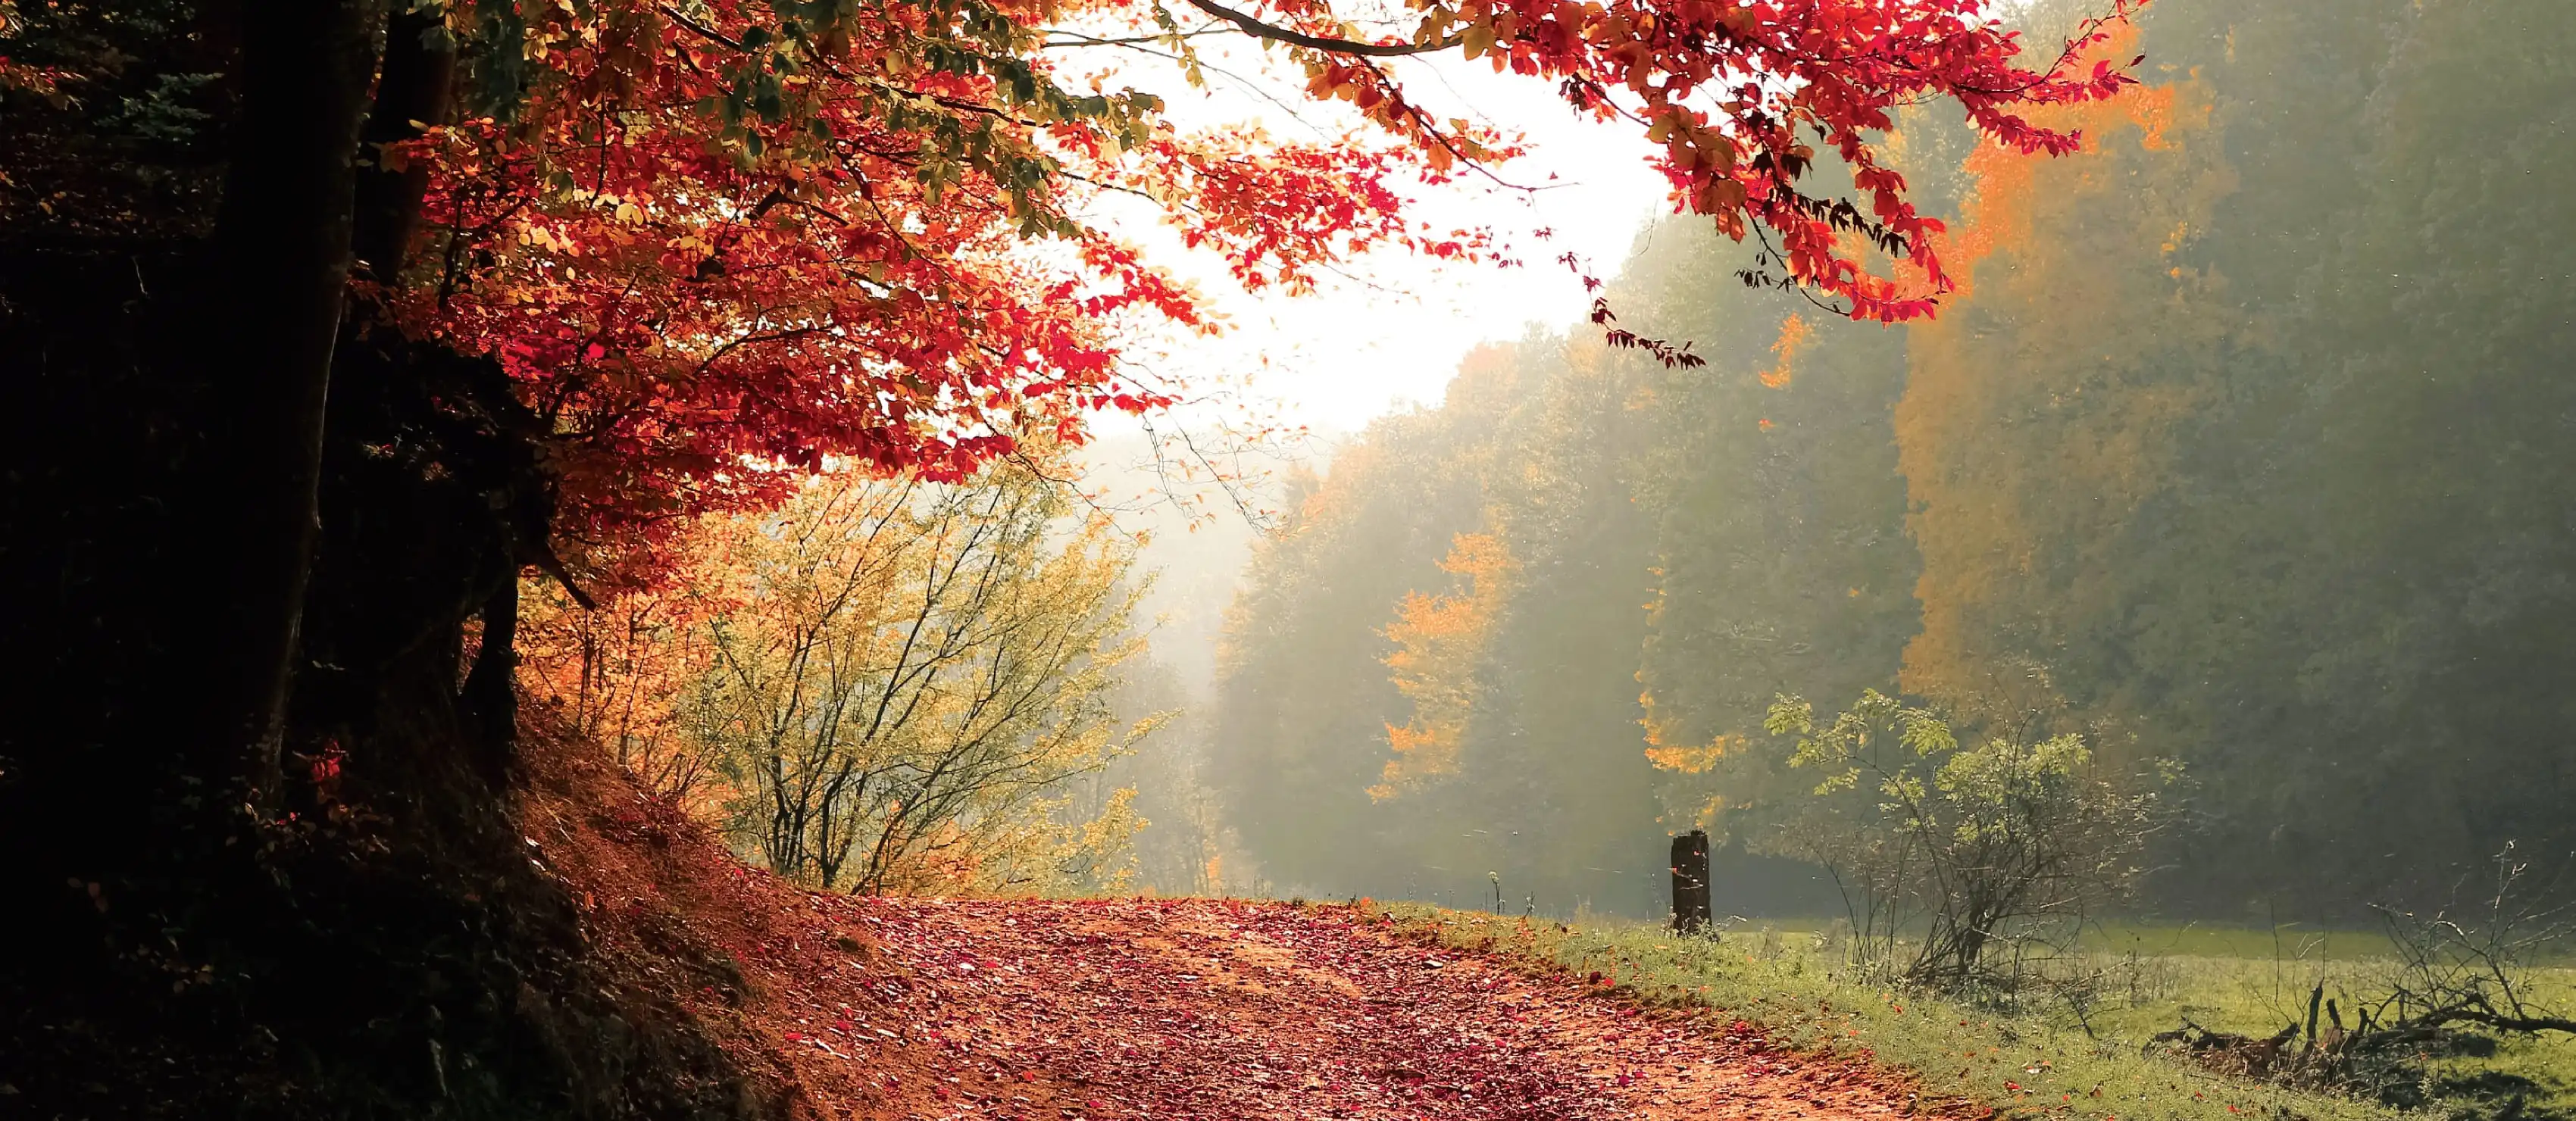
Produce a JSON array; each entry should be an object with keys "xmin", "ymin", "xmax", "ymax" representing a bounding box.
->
[{"xmin": 1096, "ymin": 0, "xmax": 2576, "ymax": 926}]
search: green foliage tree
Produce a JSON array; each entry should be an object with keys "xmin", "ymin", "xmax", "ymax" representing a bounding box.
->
[{"xmin": 1617, "ymin": 222, "xmax": 1921, "ymax": 842}]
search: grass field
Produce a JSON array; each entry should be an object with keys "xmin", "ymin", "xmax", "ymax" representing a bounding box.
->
[
  {"xmin": 1379, "ymin": 904, "xmax": 2576, "ymax": 1121},
  {"xmin": 2061, "ymin": 924, "xmax": 2576, "ymax": 1121}
]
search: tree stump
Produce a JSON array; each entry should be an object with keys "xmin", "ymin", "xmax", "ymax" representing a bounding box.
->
[{"xmin": 1671, "ymin": 829, "xmax": 1711, "ymax": 934}]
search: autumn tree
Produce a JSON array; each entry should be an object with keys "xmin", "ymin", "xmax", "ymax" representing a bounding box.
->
[
  {"xmin": 687, "ymin": 457, "xmax": 1149, "ymax": 894},
  {"xmin": 1377, "ymin": 529, "xmax": 1518, "ymax": 796},
  {"xmin": 524, "ymin": 454, "xmax": 1157, "ymax": 895},
  {"xmin": 1621, "ymin": 220, "xmax": 1919, "ymax": 845},
  {"xmin": 1216, "ymin": 336, "xmax": 1677, "ymax": 910},
  {"xmin": 519, "ymin": 539, "xmax": 736, "ymax": 812},
  {"xmin": 1884, "ymin": 0, "xmax": 2576, "ymax": 907}
]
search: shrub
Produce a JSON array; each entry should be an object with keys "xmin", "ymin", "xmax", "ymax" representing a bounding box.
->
[{"xmin": 1762, "ymin": 690, "xmax": 2179, "ymax": 990}]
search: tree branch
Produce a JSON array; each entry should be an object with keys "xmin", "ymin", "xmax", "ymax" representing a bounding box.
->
[{"xmin": 1183, "ymin": 0, "xmax": 1456, "ymax": 57}]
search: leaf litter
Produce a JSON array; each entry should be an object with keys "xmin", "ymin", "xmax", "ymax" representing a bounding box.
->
[
  {"xmin": 521, "ymin": 742, "xmax": 1939, "ymax": 1120},
  {"xmin": 776, "ymin": 896, "xmax": 1935, "ymax": 1120}
]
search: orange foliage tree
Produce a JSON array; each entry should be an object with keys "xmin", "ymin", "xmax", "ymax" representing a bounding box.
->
[
  {"xmin": 1893, "ymin": 23, "xmax": 2231, "ymax": 720},
  {"xmin": 1377, "ymin": 529, "xmax": 1518, "ymax": 797}
]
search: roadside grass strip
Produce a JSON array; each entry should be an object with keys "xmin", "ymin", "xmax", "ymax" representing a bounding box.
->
[{"xmin": 1377, "ymin": 904, "xmax": 2408, "ymax": 1121}]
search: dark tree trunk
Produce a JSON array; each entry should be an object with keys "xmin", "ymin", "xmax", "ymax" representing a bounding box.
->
[
  {"xmin": 1671, "ymin": 829, "xmax": 1712, "ymax": 934},
  {"xmin": 461, "ymin": 559, "xmax": 524, "ymax": 780},
  {"xmin": 196, "ymin": 0, "xmax": 388, "ymax": 814},
  {"xmin": 0, "ymin": 0, "xmax": 388, "ymax": 945},
  {"xmin": 352, "ymin": 0, "xmax": 458, "ymax": 283}
]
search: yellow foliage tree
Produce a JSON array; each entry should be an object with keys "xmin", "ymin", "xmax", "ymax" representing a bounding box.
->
[
  {"xmin": 1374, "ymin": 529, "xmax": 1517, "ymax": 800},
  {"xmin": 520, "ymin": 538, "xmax": 735, "ymax": 818},
  {"xmin": 522, "ymin": 451, "xmax": 1155, "ymax": 896}
]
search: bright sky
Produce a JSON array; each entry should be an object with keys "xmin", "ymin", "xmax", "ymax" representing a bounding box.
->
[
  {"xmin": 1071, "ymin": 38, "xmax": 1677, "ymax": 436},
  {"xmin": 1051, "ymin": 39, "xmax": 1680, "ymax": 684}
]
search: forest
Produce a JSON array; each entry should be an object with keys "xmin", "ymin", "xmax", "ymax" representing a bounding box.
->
[
  {"xmin": 2, "ymin": 0, "xmax": 2570, "ymax": 1117},
  {"xmin": 1212, "ymin": 0, "xmax": 2576, "ymax": 925}
]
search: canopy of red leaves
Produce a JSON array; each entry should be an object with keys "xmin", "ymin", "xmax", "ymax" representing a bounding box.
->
[
  {"xmin": 388, "ymin": 0, "xmax": 2142, "ymax": 582},
  {"xmin": 1262, "ymin": 0, "xmax": 2143, "ymax": 320}
]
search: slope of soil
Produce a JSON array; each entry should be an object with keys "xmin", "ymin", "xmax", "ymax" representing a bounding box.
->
[
  {"xmin": 1, "ymin": 719, "xmax": 787, "ymax": 1119},
  {"xmin": 2, "ymin": 729, "xmax": 1943, "ymax": 1120}
]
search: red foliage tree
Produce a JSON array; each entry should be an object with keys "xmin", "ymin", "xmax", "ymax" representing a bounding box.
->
[
  {"xmin": 380, "ymin": 0, "xmax": 2145, "ymax": 583},
  {"xmin": 388, "ymin": 1, "xmax": 1471, "ymax": 576}
]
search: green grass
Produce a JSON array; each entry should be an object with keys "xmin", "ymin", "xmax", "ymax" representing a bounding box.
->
[
  {"xmin": 2075, "ymin": 923, "xmax": 2416, "ymax": 964},
  {"xmin": 2052, "ymin": 931, "xmax": 2576, "ymax": 1121},
  {"xmin": 1377, "ymin": 904, "xmax": 2453, "ymax": 1121}
]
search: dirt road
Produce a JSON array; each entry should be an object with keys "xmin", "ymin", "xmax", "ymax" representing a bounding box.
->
[{"xmin": 769, "ymin": 897, "xmax": 1923, "ymax": 1121}]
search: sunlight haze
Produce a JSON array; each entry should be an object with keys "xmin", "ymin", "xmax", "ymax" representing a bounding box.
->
[{"xmin": 1083, "ymin": 42, "xmax": 1673, "ymax": 432}]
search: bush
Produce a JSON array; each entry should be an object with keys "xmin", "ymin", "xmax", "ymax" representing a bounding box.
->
[{"xmin": 1762, "ymin": 690, "xmax": 2180, "ymax": 990}]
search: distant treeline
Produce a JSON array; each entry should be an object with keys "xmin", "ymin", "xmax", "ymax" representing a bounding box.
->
[{"xmin": 1209, "ymin": 0, "xmax": 2576, "ymax": 921}]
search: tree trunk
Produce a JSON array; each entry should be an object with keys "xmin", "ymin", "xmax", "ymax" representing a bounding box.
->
[
  {"xmin": 0, "ymin": 0, "xmax": 388, "ymax": 942},
  {"xmin": 1671, "ymin": 829, "xmax": 1712, "ymax": 934},
  {"xmin": 0, "ymin": 5, "xmax": 778, "ymax": 1114},
  {"xmin": 197, "ymin": 0, "xmax": 389, "ymax": 815},
  {"xmin": 352, "ymin": 0, "xmax": 458, "ymax": 283},
  {"xmin": 461, "ymin": 575, "xmax": 522, "ymax": 782}
]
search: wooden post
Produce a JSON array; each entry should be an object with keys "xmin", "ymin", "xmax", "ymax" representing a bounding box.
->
[{"xmin": 1671, "ymin": 829, "xmax": 1711, "ymax": 934}]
